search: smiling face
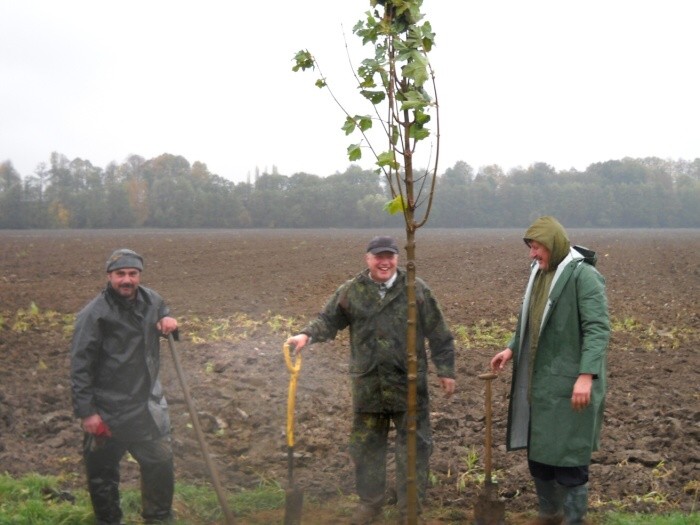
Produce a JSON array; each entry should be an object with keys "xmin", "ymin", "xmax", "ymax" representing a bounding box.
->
[
  {"xmin": 527, "ymin": 239, "xmax": 551, "ymax": 271},
  {"xmin": 365, "ymin": 251, "xmax": 398, "ymax": 282},
  {"xmin": 107, "ymin": 268, "xmax": 141, "ymax": 300}
]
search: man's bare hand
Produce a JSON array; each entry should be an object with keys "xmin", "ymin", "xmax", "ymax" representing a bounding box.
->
[
  {"xmin": 286, "ymin": 334, "xmax": 309, "ymax": 354},
  {"xmin": 157, "ymin": 316, "xmax": 178, "ymax": 335},
  {"xmin": 490, "ymin": 348, "xmax": 513, "ymax": 372},
  {"xmin": 572, "ymin": 374, "xmax": 593, "ymax": 411},
  {"xmin": 439, "ymin": 377, "xmax": 456, "ymax": 398}
]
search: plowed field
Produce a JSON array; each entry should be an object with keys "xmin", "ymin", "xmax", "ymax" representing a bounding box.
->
[{"xmin": 0, "ymin": 228, "xmax": 697, "ymax": 523}]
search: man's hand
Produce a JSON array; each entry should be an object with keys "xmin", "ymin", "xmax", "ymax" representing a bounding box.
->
[
  {"xmin": 82, "ymin": 413, "xmax": 105, "ymax": 434},
  {"xmin": 438, "ymin": 377, "xmax": 456, "ymax": 398},
  {"xmin": 572, "ymin": 374, "xmax": 593, "ymax": 411},
  {"xmin": 286, "ymin": 334, "xmax": 309, "ymax": 354},
  {"xmin": 157, "ymin": 316, "xmax": 178, "ymax": 335},
  {"xmin": 490, "ymin": 348, "xmax": 513, "ymax": 372}
]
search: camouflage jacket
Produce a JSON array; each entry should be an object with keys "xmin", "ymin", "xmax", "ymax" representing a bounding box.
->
[{"xmin": 301, "ymin": 268, "xmax": 455, "ymax": 413}]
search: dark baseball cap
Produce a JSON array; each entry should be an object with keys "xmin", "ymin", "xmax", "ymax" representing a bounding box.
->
[
  {"xmin": 366, "ymin": 236, "xmax": 399, "ymax": 255},
  {"xmin": 106, "ymin": 248, "xmax": 144, "ymax": 272}
]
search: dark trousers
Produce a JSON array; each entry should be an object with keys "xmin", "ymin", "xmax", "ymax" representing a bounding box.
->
[
  {"xmin": 83, "ymin": 433, "xmax": 174, "ymax": 524},
  {"xmin": 349, "ymin": 410, "xmax": 433, "ymax": 511},
  {"xmin": 528, "ymin": 459, "xmax": 589, "ymax": 487}
]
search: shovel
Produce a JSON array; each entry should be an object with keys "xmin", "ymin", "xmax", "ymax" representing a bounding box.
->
[
  {"xmin": 167, "ymin": 334, "xmax": 235, "ymax": 524},
  {"xmin": 283, "ymin": 343, "xmax": 304, "ymax": 525},
  {"xmin": 474, "ymin": 372, "xmax": 505, "ymax": 525}
]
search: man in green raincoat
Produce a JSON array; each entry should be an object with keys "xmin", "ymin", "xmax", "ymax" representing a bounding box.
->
[{"xmin": 491, "ymin": 216, "xmax": 610, "ymax": 525}]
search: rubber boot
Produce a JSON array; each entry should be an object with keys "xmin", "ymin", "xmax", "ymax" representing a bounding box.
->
[
  {"xmin": 562, "ymin": 483, "xmax": 588, "ymax": 525},
  {"xmin": 531, "ymin": 477, "xmax": 564, "ymax": 524}
]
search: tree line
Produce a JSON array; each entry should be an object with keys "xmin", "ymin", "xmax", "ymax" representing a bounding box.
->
[{"xmin": 1, "ymin": 153, "xmax": 698, "ymax": 229}]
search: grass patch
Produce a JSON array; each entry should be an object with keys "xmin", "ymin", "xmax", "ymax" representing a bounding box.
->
[
  {"xmin": 2, "ymin": 302, "xmax": 75, "ymax": 337},
  {"xmin": 603, "ymin": 512, "xmax": 700, "ymax": 524},
  {"xmin": 173, "ymin": 480, "xmax": 285, "ymax": 522},
  {"xmin": 452, "ymin": 319, "xmax": 513, "ymax": 350},
  {"xmin": 3, "ymin": 473, "xmax": 695, "ymax": 524},
  {"xmin": 179, "ymin": 311, "xmax": 303, "ymax": 344},
  {"xmin": 610, "ymin": 315, "xmax": 693, "ymax": 351},
  {"xmin": 0, "ymin": 473, "xmax": 285, "ymax": 524},
  {"xmin": 0, "ymin": 305, "xmax": 303, "ymax": 348},
  {"xmin": 1, "ymin": 304, "xmax": 693, "ymax": 356},
  {"xmin": 0, "ymin": 473, "xmax": 92, "ymax": 525}
]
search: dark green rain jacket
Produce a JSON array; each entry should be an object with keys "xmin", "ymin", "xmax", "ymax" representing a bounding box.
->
[
  {"xmin": 71, "ymin": 285, "xmax": 173, "ymax": 440},
  {"xmin": 506, "ymin": 216, "xmax": 610, "ymax": 466},
  {"xmin": 301, "ymin": 267, "xmax": 455, "ymax": 413}
]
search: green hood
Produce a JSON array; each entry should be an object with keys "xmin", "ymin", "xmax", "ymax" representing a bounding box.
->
[{"xmin": 523, "ymin": 216, "xmax": 570, "ymax": 270}]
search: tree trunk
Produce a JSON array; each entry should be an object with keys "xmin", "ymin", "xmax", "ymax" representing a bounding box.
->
[
  {"xmin": 405, "ymin": 222, "xmax": 419, "ymax": 524},
  {"xmin": 404, "ymin": 148, "xmax": 419, "ymax": 523}
]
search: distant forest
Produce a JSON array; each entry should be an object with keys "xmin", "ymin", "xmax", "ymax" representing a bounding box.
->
[{"xmin": 1, "ymin": 153, "xmax": 698, "ymax": 229}]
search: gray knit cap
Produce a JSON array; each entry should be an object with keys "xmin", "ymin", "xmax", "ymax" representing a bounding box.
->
[{"xmin": 105, "ymin": 248, "xmax": 144, "ymax": 272}]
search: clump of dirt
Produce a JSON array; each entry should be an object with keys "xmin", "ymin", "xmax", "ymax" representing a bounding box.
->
[{"xmin": 0, "ymin": 229, "xmax": 697, "ymax": 523}]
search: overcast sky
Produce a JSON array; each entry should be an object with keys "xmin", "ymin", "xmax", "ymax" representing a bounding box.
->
[{"xmin": 2, "ymin": 1, "xmax": 698, "ymax": 183}]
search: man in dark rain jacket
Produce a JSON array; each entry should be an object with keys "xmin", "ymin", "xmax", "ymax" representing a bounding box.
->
[
  {"xmin": 286, "ymin": 235, "xmax": 456, "ymax": 525},
  {"xmin": 71, "ymin": 248, "xmax": 178, "ymax": 525},
  {"xmin": 491, "ymin": 216, "xmax": 610, "ymax": 525}
]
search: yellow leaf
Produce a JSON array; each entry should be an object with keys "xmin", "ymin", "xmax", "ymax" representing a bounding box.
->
[{"xmin": 383, "ymin": 195, "xmax": 405, "ymax": 215}]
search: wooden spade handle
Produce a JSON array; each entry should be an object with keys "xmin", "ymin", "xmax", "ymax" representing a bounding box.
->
[{"xmin": 478, "ymin": 372, "xmax": 497, "ymax": 484}]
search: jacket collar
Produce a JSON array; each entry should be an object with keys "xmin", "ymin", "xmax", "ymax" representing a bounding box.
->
[{"xmin": 522, "ymin": 247, "xmax": 585, "ymax": 333}]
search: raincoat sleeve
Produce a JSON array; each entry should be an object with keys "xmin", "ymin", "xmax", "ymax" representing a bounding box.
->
[
  {"xmin": 70, "ymin": 305, "xmax": 102, "ymax": 419},
  {"xmin": 155, "ymin": 297, "xmax": 179, "ymax": 340},
  {"xmin": 576, "ymin": 264, "xmax": 610, "ymax": 376},
  {"xmin": 158, "ymin": 302, "xmax": 171, "ymax": 319},
  {"xmin": 301, "ymin": 283, "xmax": 350, "ymax": 343},
  {"xmin": 419, "ymin": 282, "xmax": 456, "ymax": 379}
]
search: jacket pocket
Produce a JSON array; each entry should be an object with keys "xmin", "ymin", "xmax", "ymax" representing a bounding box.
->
[{"xmin": 533, "ymin": 372, "xmax": 575, "ymax": 400}]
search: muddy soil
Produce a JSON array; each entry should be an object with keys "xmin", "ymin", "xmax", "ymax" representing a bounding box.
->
[{"xmin": 0, "ymin": 228, "xmax": 698, "ymax": 523}]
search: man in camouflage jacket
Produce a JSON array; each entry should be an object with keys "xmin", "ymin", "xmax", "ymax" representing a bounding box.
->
[{"xmin": 287, "ymin": 236, "xmax": 456, "ymax": 524}]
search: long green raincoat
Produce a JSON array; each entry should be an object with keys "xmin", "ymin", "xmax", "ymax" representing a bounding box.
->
[{"xmin": 506, "ymin": 218, "xmax": 610, "ymax": 466}]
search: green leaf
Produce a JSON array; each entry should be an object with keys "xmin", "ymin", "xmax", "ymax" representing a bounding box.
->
[
  {"xmin": 391, "ymin": 125, "xmax": 400, "ymax": 146},
  {"xmin": 343, "ymin": 116, "xmax": 372, "ymax": 135},
  {"xmin": 292, "ymin": 50, "xmax": 314, "ymax": 72},
  {"xmin": 358, "ymin": 58, "xmax": 382, "ymax": 88},
  {"xmin": 347, "ymin": 144, "xmax": 362, "ymax": 161},
  {"xmin": 399, "ymin": 90, "xmax": 428, "ymax": 111},
  {"xmin": 354, "ymin": 12, "xmax": 379, "ymax": 44},
  {"xmin": 383, "ymin": 194, "xmax": 406, "ymax": 215},
  {"xmin": 415, "ymin": 109, "xmax": 430, "ymax": 125},
  {"xmin": 359, "ymin": 77, "xmax": 376, "ymax": 89},
  {"xmin": 402, "ymin": 54, "xmax": 429, "ymax": 86},
  {"xmin": 420, "ymin": 21, "xmax": 436, "ymax": 52},
  {"xmin": 360, "ymin": 90, "xmax": 385, "ymax": 104},
  {"xmin": 409, "ymin": 125, "xmax": 430, "ymax": 141},
  {"xmin": 342, "ymin": 117, "xmax": 357, "ymax": 136},
  {"xmin": 377, "ymin": 151, "xmax": 399, "ymax": 169},
  {"xmin": 314, "ymin": 78, "xmax": 327, "ymax": 88},
  {"xmin": 357, "ymin": 115, "xmax": 373, "ymax": 132}
]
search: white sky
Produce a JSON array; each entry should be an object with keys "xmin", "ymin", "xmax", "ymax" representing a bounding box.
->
[{"xmin": 1, "ymin": 1, "xmax": 699, "ymax": 183}]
